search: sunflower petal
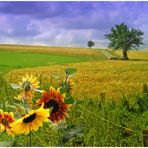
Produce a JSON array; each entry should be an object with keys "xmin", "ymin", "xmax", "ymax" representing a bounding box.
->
[{"xmin": 0, "ymin": 124, "xmax": 5, "ymax": 133}]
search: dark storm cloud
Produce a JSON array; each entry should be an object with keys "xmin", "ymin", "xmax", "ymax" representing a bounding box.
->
[{"xmin": 0, "ymin": 2, "xmax": 94, "ymax": 19}]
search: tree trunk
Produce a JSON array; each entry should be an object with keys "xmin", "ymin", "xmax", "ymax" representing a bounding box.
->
[{"xmin": 122, "ymin": 50, "xmax": 129, "ymax": 60}]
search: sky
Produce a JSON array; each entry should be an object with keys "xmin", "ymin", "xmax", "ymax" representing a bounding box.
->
[{"xmin": 0, "ymin": 1, "xmax": 148, "ymax": 49}]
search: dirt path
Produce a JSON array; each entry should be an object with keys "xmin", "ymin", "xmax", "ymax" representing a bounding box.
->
[{"xmin": 100, "ymin": 49, "xmax": 114, "ymax": 58}]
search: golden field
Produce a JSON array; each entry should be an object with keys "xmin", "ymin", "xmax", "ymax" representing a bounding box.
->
[
  {"xmin": 5, "ymin": 49, "xmax": 148, "ymax": 100},
  {"xmin": 115, "ymin": 49, "xmax": 148, "ymax": 60},
  {"xmin": 0, "ymin": 44, "xmax": 102, "ymax": 58}
]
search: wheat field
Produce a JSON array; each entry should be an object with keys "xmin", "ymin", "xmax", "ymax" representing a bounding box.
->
[{"xmin": 5, "ymin": 51, "xmax": 148, "ymax": 100}]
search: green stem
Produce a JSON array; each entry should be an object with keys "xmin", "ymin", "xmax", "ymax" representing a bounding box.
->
[
  {"xmin": 78, "ymin": 104, "xmax": 140, "ymax": 134},
  {"xmin": 58, "ymin": 129, "xmax": 63, "ymax": 146},
  {"xmin": 28, "ymin": 131, "xmax": 32, "ymax": 146}
]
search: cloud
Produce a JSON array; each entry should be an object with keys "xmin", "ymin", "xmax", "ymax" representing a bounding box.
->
[
  {"xmin": 0, "ymin": 1, "xmax": 147, "ymax": 48},
  {"xmin": 0, "ymin": 2, "xmax": 94, "ymax": 19}
]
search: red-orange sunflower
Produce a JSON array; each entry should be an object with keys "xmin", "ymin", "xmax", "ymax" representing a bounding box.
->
[
  {"xmin": 0, "ymin": 110, "xmax": 15, "ymax": 136},
  {"xmin": 36, "ymin": 86, "xmax": 71, "ymax": 124}
]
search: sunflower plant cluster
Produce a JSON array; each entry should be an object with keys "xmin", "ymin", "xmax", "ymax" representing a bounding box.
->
[{"xmin": 0, "ymin": 69, "xmax": 74, "ymax": 145}]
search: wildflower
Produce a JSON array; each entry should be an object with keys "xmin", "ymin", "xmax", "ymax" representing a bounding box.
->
[
  {"xmin": 18, "ymin": 74, "xmax": 40, "ymax": 98},
  {"xmin": 11, "ymin": 104, "xmax": 49, "ymax": 135},
  {"xmin": 36, "ymin": 86, "xmax": 71, "ymax": 124},
  {"xmin": 0, "ymin": 110, "xmax": 15, "ymax": 136},
  {"xmin": 11, "ymin": 74, "xmax": 41, "ymax": 105}
]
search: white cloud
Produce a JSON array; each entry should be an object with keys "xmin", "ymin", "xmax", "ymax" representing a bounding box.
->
[{"xmin": 0, "ymin": 2, "xmax": 147, "ymax": 49}]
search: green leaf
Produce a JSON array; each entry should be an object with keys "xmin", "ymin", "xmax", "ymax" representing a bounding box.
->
[
  {"xmin": 57, "ymin": 123, "xmax": 68, "ymax": 130},
  {"xmin": 76, "ymin": 132, "xmax": 84, "ymax": 138},
  {"xmin": 61, "ymin": 125, "xmax": 84, "ymax": 144},
  {"xmin": 33, "ymin": 88, "xmax": 43, "ymax": 93},
  {"xmin": 64, "ymin": 96, "xmax": 75, "ymax": 104},
  {"xmin": 10, "ymin": 83, "xmax": 20, "ymax": 89},
  {"xmin": 6, "ymin": 104, "xmax": 17, "ymax": 111},
  {"xmin": 13, "ymin": 98, "xmax": 22, "ymax": 104},
  {"xmin": 65, "ymin": 68, "xmax": 77, "ymax": 75},
  {"xmin": 12, "ymin": 103, "xmax": 28, "ymax": 117},
  {"xmin": 75, "ymin": 100, "xmax": 84, "ymax": 104},
  {"xmin": 0, "ymin": 141, "xmax": 14, "ymax": 147}
]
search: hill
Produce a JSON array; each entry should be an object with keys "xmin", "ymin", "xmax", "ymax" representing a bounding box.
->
[
  {"xmin": 0, "ymin": 44, "xmax": 106, "ymax": 73},
  {"xmin": 2, "ymin": 44, "xmax": 148, "ymax": 100}
]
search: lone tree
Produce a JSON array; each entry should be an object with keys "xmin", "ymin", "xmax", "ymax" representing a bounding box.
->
[
  {"xmin": 87, "ymin": 40, "xmax": 95, "ymax": 48},
  {"xmin": 105, "ymin": 23, "xmax": 144, "ymax": 60}
]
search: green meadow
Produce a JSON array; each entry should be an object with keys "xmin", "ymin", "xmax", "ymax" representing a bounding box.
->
[
  {"xmin": 0, "ymin": 45, "xmax": 147, "ymax": 147},
  {"xmin": 0, "ymin": 50, "xmax": 103, "ymax": 74}
]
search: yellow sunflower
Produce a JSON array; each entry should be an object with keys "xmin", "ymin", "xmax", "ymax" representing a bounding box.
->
[
  {"xmin": 11, "ymin": 104, "xmax": 50, "ymax": 135},
  {"xmin": 12, "ymin": 74, "xmax": 41, "ymax": 105},
  {"xmin": 19, "ymin": 74, "xmax": 40, "ymax": 98},
  {"xmin": 36, "ymin": 86, "xmax": 72, "ymax": 124},
  {"xmin": 0, "ymin": 110, "xmax": 15, "ymax": 136}
]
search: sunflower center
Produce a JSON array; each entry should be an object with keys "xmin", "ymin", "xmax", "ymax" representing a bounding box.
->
[
  {"xmin": 23, "ymin": 81, "xmax": 31, "ymax": 91},
  {"xmin": 23, "ymin": 113, "xmax": 36, "ymax": 123},
  {"xmin": 44, "ymin": 99, "xmax": 59, "ymax": 113},
  {"xmin": 1, "ymin": 119, "xmax": 9, "ymax": 126}
]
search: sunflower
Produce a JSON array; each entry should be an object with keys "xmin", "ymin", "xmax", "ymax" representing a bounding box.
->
[
  {"xmin": 13, "ymin": 74, "xmax": 41, "ymax": 105},
  {"xmin": 36, "ymin": 86, "xmax": 71, "ymax": 124},
  {"xmin": 19, "ymin": 74, "xmax": 40, "ymax": 98},
  {"xmin": 11, "ymin": 104, "xmax": 50, "ymax": 135},
  {"xmin": 0, "ymin": 110, "xmax": 15, "ymax": 136}
]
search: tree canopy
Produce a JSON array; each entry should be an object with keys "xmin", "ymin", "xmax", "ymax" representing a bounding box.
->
[
  {"xmin": 87, "ymin": 40, "xmax": 95, "ymax": 48},
  {"xmin": 105, "ymin": 23, "xmax": 144, "ymax": 59}
]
